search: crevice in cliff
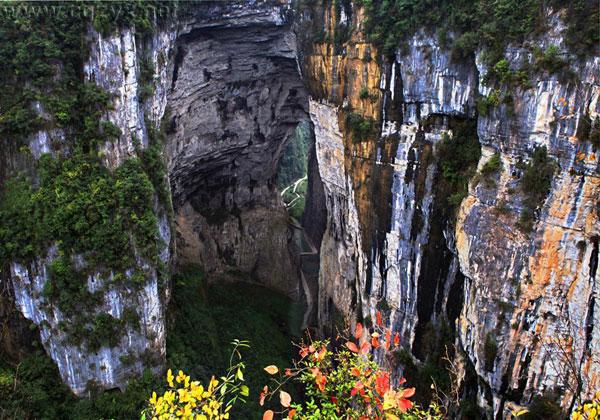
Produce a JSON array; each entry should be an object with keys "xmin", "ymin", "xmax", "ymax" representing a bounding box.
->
[{"xmin": 412, "ymin": 115, "xmax": 480, "ymax": 359}]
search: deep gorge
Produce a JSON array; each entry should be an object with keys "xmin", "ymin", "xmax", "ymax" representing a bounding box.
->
[{"xmin": 0, "ymin": 1, "xmax": 598, "ymax": 419}]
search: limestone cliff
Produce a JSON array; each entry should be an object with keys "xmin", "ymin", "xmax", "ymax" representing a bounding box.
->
[
  {"xmin": 299, "ymin": 0, "xmax": 599, "ymax": 417},
  {"xmin": 1, "ymin": 0, "xmax": 308, "ymax": 395},
  {"xmin": 1, "ymin": 25, "xmax": 174, "ymax": 394},
  {"xmin": 167, "ymin": 1, "xmax": 307, "ymax": 296}
]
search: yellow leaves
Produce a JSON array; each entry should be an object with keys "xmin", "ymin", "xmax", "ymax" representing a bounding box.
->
[
  {"xmin": 167, "ymin": 369, "xmax": 174, "ymax": 388},
  {"xmin": 383, "ymin": 390, "xmax": 397, "ymax": 410},
  {"xmin": 280, "ymin": 390, "xmax": 292, "ymax": 407},
  {"xmin": 147, "ymin": 369, "xmax": 230, "ymax": 420},
  {"xmin": 263, "ymin": 410, "xmax": 274, "ymax": 420},
  {"xmin": 573, "ymin": 393, "xmax": 600, "ymax": 420},
  {"xmin": 264, "ymin": 365, "xmax": 279, "ymax": 375}
]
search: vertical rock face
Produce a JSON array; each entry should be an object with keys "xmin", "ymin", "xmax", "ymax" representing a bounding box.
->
[
  {"xmin": 166, "ymin": 1, "xmax": 307, "ymax": 295},
  {"xmin": 4, "ymin": 26, "xmax": 174, "ymax": 394},
  {"xmin": 2, "ymin": 0, "xmax": 310, "ymax": 396},
  {"xmin": 300, "ymin": 1, "xmax": 599, "ymax": 415},
  {"xmin": 456, "ymin": 32, "xmax": 600, "ymax": 414}
]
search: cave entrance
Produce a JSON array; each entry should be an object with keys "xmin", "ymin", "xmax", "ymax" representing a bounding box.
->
[
  {"xmin": 276, "ymin": 120, "xmax": 323, "ymax": 330},
  {"xmin": 276, "ymin": 120, "xmax": 311, "ymax": 222}
]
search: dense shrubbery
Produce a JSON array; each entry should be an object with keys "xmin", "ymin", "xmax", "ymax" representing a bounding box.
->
[
  {"xmin": 0, "ymin": 273, "xmax": 301, "ymax": 418},
  {"xmin": 145, "ymin": 344, "xmax": 249, "ymax": 420},
  {"xmin": 517, "ymin": 146, "xmax": 556, "ymax": 232},
  {"xmin": 149, "ymin": 319, "xmax": 443, "ymax": 419},
  {"xmin": 358, "ymin": 0, "xmax": 598, "ymax": 62},
  {"xmin": 436, "ymin": 118, "xmax": 481, "ymax": 209},
  {"xmin": 345, "ymin": 112, "xmax": 376, "ymax": 142},
  {"xmin": 166, "ymin": 267, "xmax": 302, "ymax": 418}
]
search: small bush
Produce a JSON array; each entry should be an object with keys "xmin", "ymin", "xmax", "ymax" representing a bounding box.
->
[
  {"xmin": 484, "ymin": 333, "xmax": 498, "ymax": 371},
  {"xmin": 518, "ymin": 146, "xmax": 556, "ymax": 232},
  {"xmin": 346, "ymin": 112, "xmax": 375, "ymax": 142},
  {"xmin": 359, "ymin": 86, "xmax": 370, "ymax": 100}
]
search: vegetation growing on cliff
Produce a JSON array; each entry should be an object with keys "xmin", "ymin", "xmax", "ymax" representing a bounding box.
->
[
  {"xmin": 0, "ymin": 274, "xmax": 300, "ymax": 419},
  {"xmin": 0, "ymin": 1, "xmax": 176, "ymax": 350},
  {"xmin": 435, "ymin": 118, "xmax": 481, "ymax": 210},
  {"xmin": 358, "ymin": 0, "xmax": 598, "ymax": 62},
  {"xmin": 346, "ymin": 112, "xmax": 376, "ymax": 142},
  {"xmin": 517, "ymin": 146, "xmax": 556, "ymax": 232}
]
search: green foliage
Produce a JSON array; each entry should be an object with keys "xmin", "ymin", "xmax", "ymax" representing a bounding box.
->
[
  {"xmin": 0, "ymin": 152, "xmax": 161, "ymax": 347},
  {"xmin": 359, "ymin": 86, "xmax": 370, "ymax": 100},
  {"xmin": 436, "ymin": 119, "xmax": 481, "ymax": 210},
  {"xmin": 522, "ymin": 395, "xmax": 564, "ymax": 420},
  {"xmin": 476, "ymin": 90, "xmax": 502, "ymax": 116},
  {"xmin": 359, "ymin": 0, "xmax": 597, "ymax": 63},
  {"xmin": 0, "ymin": 351, "xmax": 161, "ymax": 420},
  {"xmin": 479, "ymin": 152, "xmax": 503, "ymax": 187},
  {"xmin": 483, "ymin": 333, "xmax": 497, "ymax": 371},
  {"xmin": 578, "ymin": 115, "xmax": 600, "ymax": 149},
  {"xmin": 517, "ymin": 146, "xmax": 556, "ymax": 232},
  {"xmin": 345, "ymin": 112, "xmax": 375, "ymax": 142},
  {"xmin": 550, "ymin": 0, "xmax": 600, "ymax": 59},
  {"xmin": 533, "ymin": 45, "xmax": 568, "ymax": 74},
  {"xmin": 0, "ymin": 153, "xmax": 159, "ymax": 270},
  {"xmin": 166, "ymin": 266, "xmax": 302, "ymax": 418},
  {"xmin": 481, "ymin": 153, "xmax": 502, "ymax": 176},
  {"xmin": 282, "ymin": 179, "xmax": 307, "ymax": 221}
]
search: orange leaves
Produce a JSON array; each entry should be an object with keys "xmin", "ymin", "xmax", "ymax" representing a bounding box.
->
[
  {"xmin": 263, "ymin": 410, "xmax": 274, "ymax": 420},
  {"xmin": 259, "ymin": 385, "xmax": 269, "ymax": 406},
  {"xmin": 371, "ymin": 331, "xmax": 382, "ymax": 349},
  {"xmin": 264, "ymin": 365, "xmax": 279, "ymax": 375},
  {"xmin": 280, "ymin": 390, "xmax": 292, "ymax": 407},
  {"xmin": 346, "ymin": 340, "xmax": 370, "ymax": 354},
  {"xmin": 314, "ymin": 346, "xmax": 327, "ymax": 362},
  {"xmin": 351, "ymin": 380, "xmax": 365, "ymax": 396},
  {"xmin": 258, "ymin": 324, "xmax": 423, "ymax": 419},
  {"xmin": 395, "ymin": 387, "xmax": 416, "ymax": 413},
  {"xmin": 346, "ymin": 341, "xmax": 360, "ymax": 353},
  {"xmin": 310, "ymin": 366, "xmax": 328, "ymax": 392},
  {"xmin": 354, "ymin": 322, "xmax": 363, "ymax": 339},
  {"xmin": 375, "ymin": 371, "xmax": 391, "ymax": 396},
  {"xmin": 299, "ymin": 344, "xmax": 316, "ymax": 359},
  {"xmin": 384, "ymin": 329, "xmax": 392, "ymax": 351}
]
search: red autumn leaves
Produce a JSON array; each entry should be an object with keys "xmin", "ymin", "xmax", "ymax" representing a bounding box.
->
[
  {"xmin": 346, "ymin": 311, "xmax": 400, "ymax": 354},
  {"xmin": 259, "ymin": 311, "xmax": 415, "ymax": 419}
]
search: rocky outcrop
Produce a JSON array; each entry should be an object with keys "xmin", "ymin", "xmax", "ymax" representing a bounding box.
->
[
  {"xmin": 300, "ymin": 1, "xmax": 599, "ymax": 416},
  {"xmin": 2, "ymin": 26, "xmax": 174, "ymax": 395},
  {"xmin": 166, "ymin": 1, "xmax": 307, "ymax": 295},
  {"xmin": 456, "ymin": 27, "xmax": 600, "ymax": 415},
  {"xmin": 2, "ymin": 0, "xmax": 310, "ymax": 395}
]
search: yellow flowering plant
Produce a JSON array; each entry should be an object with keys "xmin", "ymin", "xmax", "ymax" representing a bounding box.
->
[
  {"xmin": 573, "ymin": 392, "xmax": 600, "ymax": 420},
  {"xmin": 143, "ymin": 339, "xmax": 250, "ymax": 420}
]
